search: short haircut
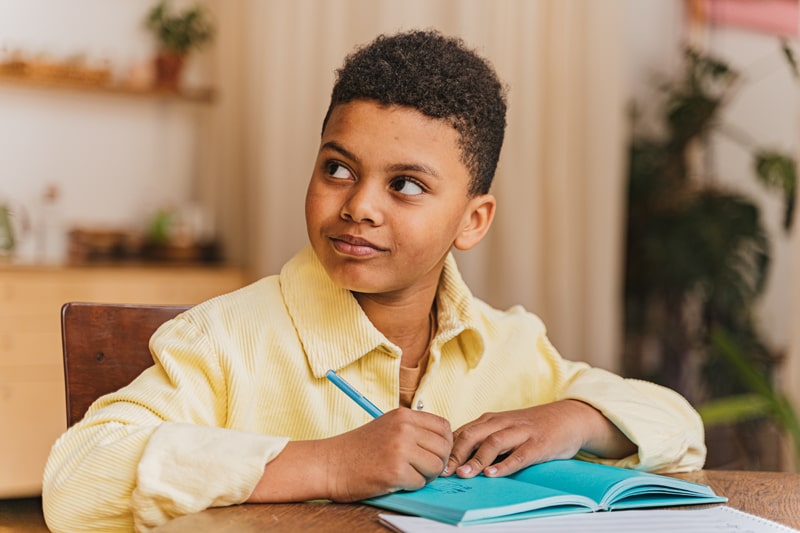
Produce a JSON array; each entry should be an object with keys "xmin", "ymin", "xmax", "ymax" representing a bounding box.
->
[{"xmin": 322, "ymin": 30, "xmax": 507, "ymax": 196}]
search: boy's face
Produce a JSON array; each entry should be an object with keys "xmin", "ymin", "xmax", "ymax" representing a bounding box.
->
[{"xmin": 305, "ymin": 100, "xmax": 494, "ymax": 299}]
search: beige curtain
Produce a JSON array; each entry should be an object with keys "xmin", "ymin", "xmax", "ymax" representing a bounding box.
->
[{"xmin": 210, "ymin": 0, "xmax": 626, "ymax": 370}]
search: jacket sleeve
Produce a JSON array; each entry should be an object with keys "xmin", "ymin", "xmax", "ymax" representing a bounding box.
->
[
  {"xmin": 540, "ymin": 334, "xmax": 707, "ymax": 473},
  {"xmin": 42, "ymin": 316, "xmax": 289, "ymax": 532}
]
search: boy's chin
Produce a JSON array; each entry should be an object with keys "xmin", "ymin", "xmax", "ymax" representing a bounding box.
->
[
  {"xmin": 330, "ymin": 276, "xmax": 386, "ymax": 295},
  {"xmin": 318, "ymin": 262, "xmax": 379, "ymax": 293},
  {"xmin": 332, "ymin": 271, "xmax": 404, "ymax": 297}
]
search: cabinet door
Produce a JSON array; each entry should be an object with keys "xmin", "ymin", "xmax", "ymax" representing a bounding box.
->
[{"xmin": 0, "ymin": 266, "xmax": 247, "ymax": 497}]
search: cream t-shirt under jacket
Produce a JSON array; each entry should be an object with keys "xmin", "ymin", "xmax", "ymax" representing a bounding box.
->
[{"xmin": 43, "ymin": 245, "xmax": 706, "ymax": 532}]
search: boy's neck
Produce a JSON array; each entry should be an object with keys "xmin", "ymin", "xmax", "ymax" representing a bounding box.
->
[{"xmin": 354, "ymin": 291, "xmax": 437, "ymax": 369}]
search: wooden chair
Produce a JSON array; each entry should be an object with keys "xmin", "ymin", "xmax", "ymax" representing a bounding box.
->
[{"xmin": 60, "ymin": 302, "xmax": 191, "ymax": 427}]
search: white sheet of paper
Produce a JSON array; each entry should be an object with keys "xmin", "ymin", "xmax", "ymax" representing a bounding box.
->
[{"xmin": 378, "ymin": 506, "xmax": 799, "ymax": 533}]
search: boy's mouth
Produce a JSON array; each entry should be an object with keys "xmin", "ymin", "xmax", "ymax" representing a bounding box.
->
[{"xmin": 330, "ymin": 234, "xmax": 387, "ymax": 256}]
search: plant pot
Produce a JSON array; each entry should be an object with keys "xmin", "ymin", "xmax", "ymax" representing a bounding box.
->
[{"xmin": 154, "ymin": 51, "xmax": 186, "ymax": 90}]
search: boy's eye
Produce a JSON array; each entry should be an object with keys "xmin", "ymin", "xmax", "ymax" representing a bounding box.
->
[
  {"xmin": 390, "ymin": 178, "xmax": 424, "ymax": 196},
  {"xmin": 326, "ymin": 162, "xmax": 352, "ymax": 180}
]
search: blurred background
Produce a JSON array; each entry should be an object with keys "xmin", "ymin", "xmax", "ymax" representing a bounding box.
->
[{"xmin": 0, "ymin": 0, "xmax": 797, "ymax": 498}]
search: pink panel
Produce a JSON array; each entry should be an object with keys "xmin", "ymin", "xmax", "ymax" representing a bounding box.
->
[{"xmin": 690, "ymin": 0, "xmax": 798, "ymax": 36}]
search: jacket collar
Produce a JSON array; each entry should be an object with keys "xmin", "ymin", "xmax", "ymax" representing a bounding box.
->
[{"xmin": 280, "ymin": 246, "xmax": 488, "ymax": 378}]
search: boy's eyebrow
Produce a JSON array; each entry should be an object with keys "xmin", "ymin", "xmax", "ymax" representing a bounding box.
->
[
  {"xmin": 321, "ymin": 141, "xmax": 442, "ymax": 180},
  {"xmin": 322, "ymin": 141, "xmax": 361, "ymax": 165}
]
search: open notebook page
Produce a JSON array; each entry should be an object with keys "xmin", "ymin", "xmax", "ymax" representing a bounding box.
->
[{"xmin": 379, "ymin": 506, "xmax": 798, "ymax": 533}]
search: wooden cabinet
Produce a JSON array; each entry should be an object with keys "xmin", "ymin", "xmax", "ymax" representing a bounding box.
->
[{"xmin": 0, "ymin": 264, "xmax": 247, "ymax": 497}]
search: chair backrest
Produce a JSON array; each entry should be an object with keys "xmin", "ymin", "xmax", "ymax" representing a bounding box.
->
[{"xmin": 60, "ymin": 302, "xmax": 191, "ymax": 427}]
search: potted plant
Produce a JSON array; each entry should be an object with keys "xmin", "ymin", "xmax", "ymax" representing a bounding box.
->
[
  {"xmin": 622, "ymin": 44, "xmax": 798, "ymax": 470},
  {"xmin": 145, "ymin": 0, "xmax": 214, "ymax": 89}
]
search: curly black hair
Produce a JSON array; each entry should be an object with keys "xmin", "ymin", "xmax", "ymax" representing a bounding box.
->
[{"xmin": 322, "ymin": 30, "xmax": 507, "ymax": 196}]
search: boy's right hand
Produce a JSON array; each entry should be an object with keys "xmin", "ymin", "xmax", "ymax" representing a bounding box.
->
[
  {"xmin": 323, "ymin": 407, "xmax": 453, "ymax": 501},
  {"xmin": 247, "ymin": 407, "xmax": 452, "ymax": 503}
]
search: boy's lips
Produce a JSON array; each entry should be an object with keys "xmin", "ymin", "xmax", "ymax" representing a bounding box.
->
[{"xmin": 330, "ymin": 234, "xmax": 387, "ymax": 256}]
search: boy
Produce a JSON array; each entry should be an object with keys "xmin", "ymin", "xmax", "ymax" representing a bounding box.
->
[{"xmin": 43, "ymin": 30, "xmax": 705, "ymax": 532}]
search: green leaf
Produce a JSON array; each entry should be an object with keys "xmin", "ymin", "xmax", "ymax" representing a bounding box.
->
[
  {"xmin": 697, "ymin": 394, "xmax": 771, "ymax": 427},
  {"xmin": 754, "ymin": 151, "xmax": 797, "ymax": 231},
  {"xmin": 781, "ymin": 38, "xmax": 799, "ymax": 79},
  {"xmin": 145, "ymin": 0, "xmax": 214, "ymax": 53},
  {"xmin": 709, "ymin": 326, "xmax": 800, "ymax": 461}
]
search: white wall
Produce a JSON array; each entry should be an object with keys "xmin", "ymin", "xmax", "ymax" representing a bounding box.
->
[
  {"xmin": 0, "ymin": 0, "xmax": 215, "ymax": 262},
  {"xmin": 623, "ymin": 0, "xmax": 686, "ymax": 134}
]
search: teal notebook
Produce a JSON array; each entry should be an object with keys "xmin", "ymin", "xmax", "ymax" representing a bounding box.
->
[{"xmin": 364, "ymin": 459, "xmax": 727, "ymax": 526}]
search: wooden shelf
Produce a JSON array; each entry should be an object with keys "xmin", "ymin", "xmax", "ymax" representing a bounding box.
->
[{"xmin": 0, "ymin": 72, "xmax": 215, "ymax": 103}]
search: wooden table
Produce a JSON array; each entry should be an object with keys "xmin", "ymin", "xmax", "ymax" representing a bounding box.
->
[{"xmin": 152, "ymin": 470, "xmax": 800, "ymax": 532}]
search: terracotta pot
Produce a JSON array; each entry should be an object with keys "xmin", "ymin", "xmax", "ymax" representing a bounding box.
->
[{"xmin": 154, "ymin": 51, "xmax": 186, "ymax": 90}]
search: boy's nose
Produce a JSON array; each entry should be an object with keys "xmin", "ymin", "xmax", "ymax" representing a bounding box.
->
[{"xmin": 340, "ymin": 183, "xmax": 384, "ymax": 225}]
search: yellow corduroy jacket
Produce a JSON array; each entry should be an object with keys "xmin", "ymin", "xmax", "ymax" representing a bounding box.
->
[{"xmin": 42, "ymin": 246, "xmax": 706, "ymax": 532}]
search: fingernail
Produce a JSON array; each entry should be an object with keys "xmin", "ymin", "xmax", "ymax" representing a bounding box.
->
[
  {"xmin": 485, "ymin": 466, "xmax": 497, "ymax": 476},
  {"xmin": 457, "ymin": 464, "xmax": 472, "ymax": 475}
]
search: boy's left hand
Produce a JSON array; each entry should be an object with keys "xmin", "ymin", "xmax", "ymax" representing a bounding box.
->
[{"xmin": 442, "ymin": 399, "xmax": 636, "ymax": 479}]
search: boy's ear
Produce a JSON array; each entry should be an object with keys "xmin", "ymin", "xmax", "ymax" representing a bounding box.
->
[{"xmin": 454, "ymin": 194, "xmax": 496, "ymax": 251}]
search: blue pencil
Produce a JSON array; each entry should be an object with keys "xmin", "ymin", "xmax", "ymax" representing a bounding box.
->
[{"xmin": 326, "ymin": 369, "xmax": 384, "ymax": 418}]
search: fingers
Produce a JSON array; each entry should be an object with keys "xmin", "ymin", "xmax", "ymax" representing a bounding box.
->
[
  {"xmin": 404, "ymin": 416, "xmax": 454, "ymax": 483},
  {"xmin": 443, "ymin": 406, "xmax": 581, "ymax": 479},
  {"xmin": 326, "ymin": 408, "xmax": 454, "ymax": 500},
  {"xmin": 386, "ymin": 407, "xmax": 453, "ymax": 454},
  {"xmin": 444, "ymin": 413, "xmax": 502, "ymax": 477},
  {"xmin": 379, "ymin": 408, "xmax": 453, "ymax": 484},
  {"xmin": 449, "ymin": 427, "xmax": 518, "ymax": 478}
]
